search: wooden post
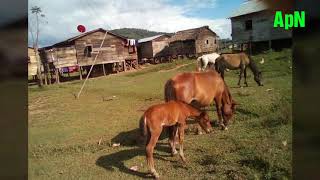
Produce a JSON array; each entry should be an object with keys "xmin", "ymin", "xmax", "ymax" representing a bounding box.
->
[
  {"xmin": 268, "ymin": 40, "xmax": 272, "ymax": 51},
  {"xmin": 55, "ymin": 68, "xmax": 60, "ymax": 84},
  {"xmin": 116, "ymin": 62, "xmax": 119, "ymax": 73},
  {"xmin": 79, "ymin": 66, "xmax": 83, "ymax": 80},
  {"xmin": 102, "ymin": 64, "xmax": 106, "ymax": 76},
  {"xmin": 46, "ymin": 63, "xmax": 51, "ymax": 85},
  {"xmin": 67, "ymin": 68, "xmax": 70, "ymax": 77},
  {"xmin": 123, "ymin": 61, "xmax": 126, "ymax": 72},
  {"xmin": 44, "ymin": 72, "xmax": 48, "ymax": 85}
]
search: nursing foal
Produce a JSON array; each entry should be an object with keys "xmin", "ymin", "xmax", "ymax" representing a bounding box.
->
[{"xmin": 140, "ymin": 101, "xmax": 212, "ymax": 179}]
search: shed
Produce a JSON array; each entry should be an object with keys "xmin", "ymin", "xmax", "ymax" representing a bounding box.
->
[
  {"xmin": 169, "ymin": 26, "xmax": 218, "ymax": 57},
  {"xmin": 229, "ymin": 0, "xmax": 292, "ymax": 51},
  {"xmin": 137, "ymin": 34, "xmax": 171, "ymax": 63}
]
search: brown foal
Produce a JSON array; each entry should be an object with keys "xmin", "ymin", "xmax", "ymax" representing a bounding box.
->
[{"xmin": 139, "ymin": 101, "xmax": 212, "ymax": 179}]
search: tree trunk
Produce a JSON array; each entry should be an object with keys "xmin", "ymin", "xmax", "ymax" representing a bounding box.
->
[
  {"xmin": 35, "ymin": 13, "xmax": 43, "ymax": 87},
  {"xmin": 34, "ymin": 48, "xmax": 43, "ymax": 87}
]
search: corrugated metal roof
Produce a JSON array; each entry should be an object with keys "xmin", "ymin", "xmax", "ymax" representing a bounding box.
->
[
  {"xmin": 138, "ymin": 34, "xmax": 164, "ymax": 43},
  {"xmin": 229, "ymin": 0, "xmax": 268, "ymax": 18}
]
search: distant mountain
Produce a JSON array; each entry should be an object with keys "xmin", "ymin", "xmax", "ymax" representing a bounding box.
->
[{"xmin": 110, "ymin": 28, "xmax": 173, "ymax": 39}]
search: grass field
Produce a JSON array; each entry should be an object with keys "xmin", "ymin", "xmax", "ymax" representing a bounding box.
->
[{"xmin": 29, "ymin": 49, "xmax": 292, "ymax": 179}]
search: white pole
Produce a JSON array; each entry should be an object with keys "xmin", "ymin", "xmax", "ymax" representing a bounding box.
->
[{"xmin": 76, "ymin": 31, "xmax": 108, "ymax": 99}]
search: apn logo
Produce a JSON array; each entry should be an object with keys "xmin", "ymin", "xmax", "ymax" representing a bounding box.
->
[{"xmin": 274, "ymin": 11, "xmax": 305, "ymax": 30}]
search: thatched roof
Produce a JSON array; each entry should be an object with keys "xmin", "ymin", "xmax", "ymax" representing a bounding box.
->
[{"xmin": 169, "ymin": 26, "xmax": 217, "ymax": 42}]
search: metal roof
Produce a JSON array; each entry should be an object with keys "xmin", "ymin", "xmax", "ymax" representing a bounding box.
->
[
  {"xmin": 138, "ymin": 34, "xmax": 164, "ymax": 43},
  {"xmin": 41, "ymin": 28, "xmax": 128, "ymax": 49},
  {"xmin": 229, "ymin": 0, "xmax": 268, "ymax": 18}
]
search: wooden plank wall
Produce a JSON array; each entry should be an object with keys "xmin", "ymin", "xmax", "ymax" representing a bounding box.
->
[
  {"xmin": 138, "ymin": 41, "xmax": 153, "ymax": 59},
  {"xmin": 75, "ymin": 31, "xmax": 137, "ymax": 66},
  {"xmin": 169, "ymin": 40, "xmax": 196, "ymax": 56},
  {"xmin": 231, "ymin": 11, "xmax": 292, "ymax": 44},
  {"xmin": 41, "ymin": 46, "xmax": 77, "ymax": 68}
]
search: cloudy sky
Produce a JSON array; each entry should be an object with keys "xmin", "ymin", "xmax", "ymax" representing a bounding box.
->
[{"xmin": 28, "ymin": 0, "xmax": 243, "ymax": 47}]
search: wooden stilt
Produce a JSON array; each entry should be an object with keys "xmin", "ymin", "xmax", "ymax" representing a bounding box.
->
[
  {"xmin": 123, "ymin": 61, "xmax": 126, "ymax": 72},
  {"xmin": 46, "ymin": 63, "xmax": 51, "ymax": 85},
  {"xmin": 268, "ymin": 40, "xmax": 272, "ymax": 51},
  {"xmin": 55, "ymin": 69, "xmax": 60, "ymax": 84},
  {"xmin": 67, "ymin": 68, "xmax": 70, "ymax": 77},
  {"xmin": 102, "ymin": 64, "xmax": 106, "ymax": 76},
  {"xmin": 116, "ymin": 62, "xmax": 119, "ymax": 73},
  {"xmin": 44, "ymin": 72, "xmax": 48, "ymax": 85},
  {"xmin": 79, "ymin": 66, "xmax": 83, "ymax": 80}
]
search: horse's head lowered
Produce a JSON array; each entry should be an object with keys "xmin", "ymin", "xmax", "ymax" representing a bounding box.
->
[
  {"xmin": 254, "ymin": 71, "xmax": 263, "ymax": 86},
  {"xmin": 222, "ymin": 99, "xmax": 237, "ymax": 124},
  {"xmin": 221, "ymin": 85, "xmax": 237, "ymax": 126},
  {"xmin": 196, "ymin": 112, "xmax": 212, "ymax": 133}
]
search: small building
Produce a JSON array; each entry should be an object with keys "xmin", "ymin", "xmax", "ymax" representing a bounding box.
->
[
  {"xmin": 137, "ymin": 34, "xmax": 171, "ymax": 63},
  {"xmin": 168, "ymin": 26, "xmax": 218, "ymax": 57},
  {"xmin": 229, "ymin": 0, "xmax": 292, "ymax": 52},
  {"xmin": 40, "ymin": 28, "xmax": 138, "ymax": 82}
]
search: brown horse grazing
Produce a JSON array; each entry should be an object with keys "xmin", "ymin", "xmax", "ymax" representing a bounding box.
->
[
  {"xmin": 139, "ymin": 101, "xmax": 212, "ymax": 179},
  {"xmin": 164, "ymin": 70, "xmax": 237, "ymax": 130},
  {"xmin": 214, "ymin": 52, "xmax": 263, "ymax": 86}
]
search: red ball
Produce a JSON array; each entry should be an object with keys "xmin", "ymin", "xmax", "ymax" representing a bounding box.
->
[{"xmin": 77, "ymin": 25, "xmax": 86, "ymax": 33}]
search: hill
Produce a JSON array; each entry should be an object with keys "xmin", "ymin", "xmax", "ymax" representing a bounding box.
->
[{"xmin": 110, "ymin": 28, "xmax": 173, "ymax": 39}]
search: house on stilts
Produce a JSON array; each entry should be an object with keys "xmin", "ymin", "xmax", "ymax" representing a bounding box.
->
[{"xmin": 39, "ymin": 28, "xmax": 138, "ymax": 83}]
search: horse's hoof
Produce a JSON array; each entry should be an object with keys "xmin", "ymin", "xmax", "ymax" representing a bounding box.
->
[
  {"xmin": 171, "ymin": 150, "xmax": 178, "ymax": 156},
  {"xmin": 181, "ymin": 157, "xmax": 187, "ymax": 164},
  {"xmin": 154, "ymin": 173, "xmax": 160, "ymax": 179},
  {"xmin": 151, "ymin": 170, "xmax": 160, "ymax": 179},
  {"xmin": 224, "ymin": 127, "xmax": 228, "ymax": 131}
]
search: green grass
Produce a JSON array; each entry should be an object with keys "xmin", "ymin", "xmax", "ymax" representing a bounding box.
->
[{"xmin": 29, "ymin": 49, "xmax": 292, "ymax": 179}]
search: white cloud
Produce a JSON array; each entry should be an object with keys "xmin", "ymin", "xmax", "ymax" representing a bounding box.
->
[
  {"xmin": 28, "ymin": 0, "xmax": 231, "ymax": 47},
  {"xmin": 184, "ymin": 0, "xmax": 217, "ymax": 9}
]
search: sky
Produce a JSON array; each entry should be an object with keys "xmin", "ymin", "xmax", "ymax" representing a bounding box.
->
[{"xmin": 28, "ymin": 0, "xmax": 244, "ymax": 47}]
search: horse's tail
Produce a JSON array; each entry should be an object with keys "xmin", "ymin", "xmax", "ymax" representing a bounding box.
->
[
  {"xmin": 196, "ymin": 57, "xmax": 202, "ymax": 71},
  {"xmin": 164, "ymin": 79, "xmax": 176, "ymax": 102},
  {"xmin": 139, "ymin": 115, "xmax": 148, "ymax": 145},
  {"xmin": 214, "ymin": 56, "xmax": 223, "ymax": 73}
]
